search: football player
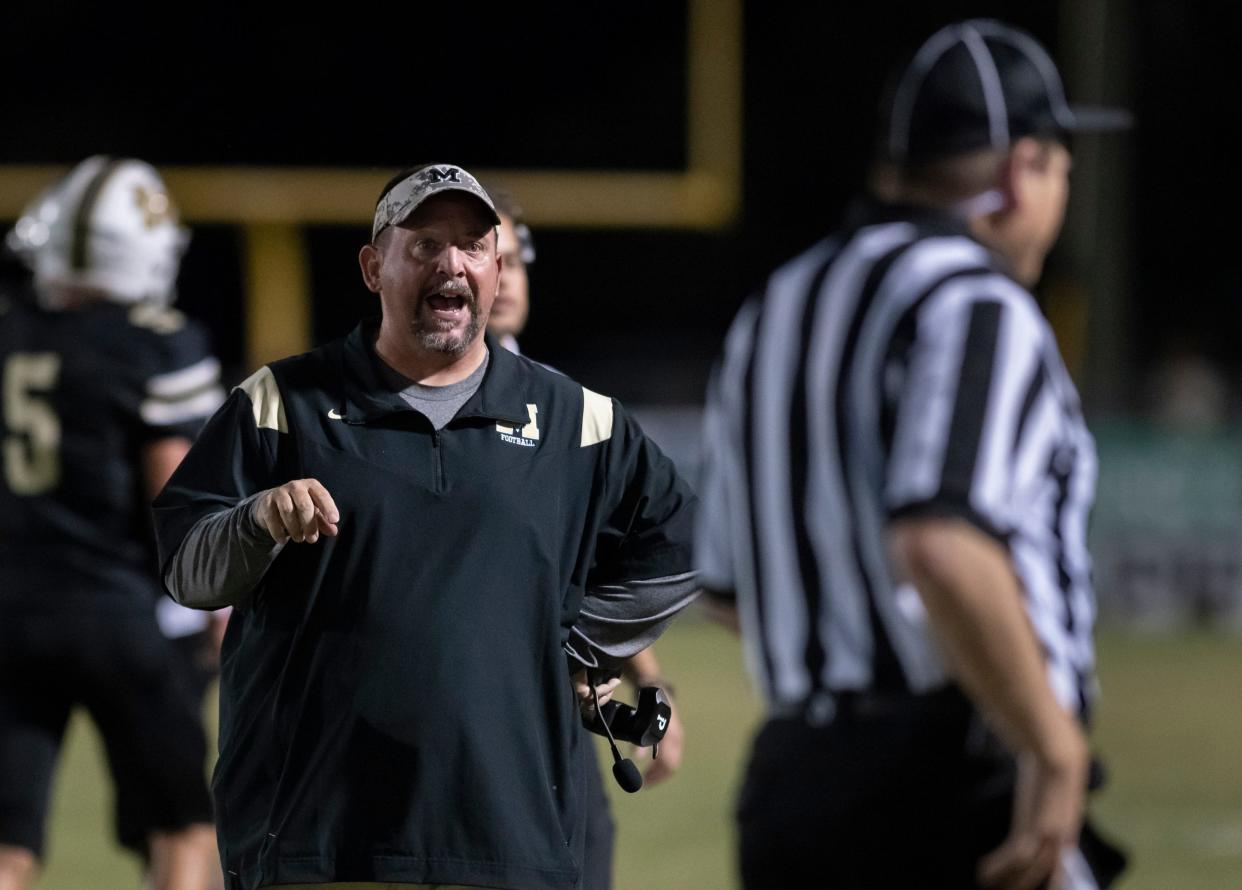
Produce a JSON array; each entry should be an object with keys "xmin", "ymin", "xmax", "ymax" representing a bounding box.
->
[{"xmin": 0, "ymin": 157, "xmax": 224, "ymax": 890}]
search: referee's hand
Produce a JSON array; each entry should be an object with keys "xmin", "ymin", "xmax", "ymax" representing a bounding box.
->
[
  {"xmin": 978, "ymin": 723, "xmax": 1089, "ymax": 890},
  {"xmin": 253, "ymin": 478, "xmax": 341, "ymax": 545}
]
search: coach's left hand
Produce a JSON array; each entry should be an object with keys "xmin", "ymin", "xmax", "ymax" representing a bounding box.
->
[{"xmin": 633, "ymin": 694, "xmax": 683, "ymax": 785}]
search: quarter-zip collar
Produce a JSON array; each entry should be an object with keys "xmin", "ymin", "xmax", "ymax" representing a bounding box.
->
[{"xmin": 338, "ymin": 317, "xmax": 531, "ymax": 427}]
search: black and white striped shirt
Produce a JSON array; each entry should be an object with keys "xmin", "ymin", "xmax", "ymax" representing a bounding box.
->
[{"xmin": 696, "ymin": 201, "xmax": 1098, "ymax": 719}]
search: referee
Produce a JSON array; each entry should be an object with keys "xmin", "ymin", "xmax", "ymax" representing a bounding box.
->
[{"xmin": 697, "ymin": 20, "xmax": 1127, "ymax": 890}]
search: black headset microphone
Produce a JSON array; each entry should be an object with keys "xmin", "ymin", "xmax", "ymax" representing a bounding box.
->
[
  {"xmin": 590, "ymin": 683, "xmax": 644, "ymax": 793},
  {"xmin": 584, "ymin": 675, "xmax": 673, "ymax": 794}
]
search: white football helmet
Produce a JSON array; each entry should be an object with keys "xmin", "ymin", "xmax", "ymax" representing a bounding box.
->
[{"xmin": 14, "ymin": 156, "xmax": 189, "ymax": 306}]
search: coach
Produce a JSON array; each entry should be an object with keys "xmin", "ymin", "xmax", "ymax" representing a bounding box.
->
[
  {"xmin": 697, "ymin": 20, "xmax": 1127, "ymax": 890},
  {"xmin": 153, "ymin": 163, "xmax": 698, "ymax": 890}
]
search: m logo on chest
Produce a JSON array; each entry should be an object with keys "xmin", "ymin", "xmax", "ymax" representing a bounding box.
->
[{"xmin": 496, "ymin": 404, "xmax": 540, "ymax": 447}]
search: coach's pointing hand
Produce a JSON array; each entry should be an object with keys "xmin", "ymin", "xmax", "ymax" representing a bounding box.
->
[{"xmin": 253, "ymin": 478, "xmax": 340, "ymax": 545}]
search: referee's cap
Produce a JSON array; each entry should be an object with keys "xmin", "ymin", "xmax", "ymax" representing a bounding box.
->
[
  {"xmin": 372, "ymin": 163, "xmax": 501, "ymax": 242},
  {"xmin": 880, "ymin": 19, "xmax": 1132, "ymax": 164}
]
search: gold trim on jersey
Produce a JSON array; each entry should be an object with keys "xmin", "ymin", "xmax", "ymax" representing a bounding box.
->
[
  {"xmin": 580, "ymin": 388, "xmax": 613, "ymax": 447},
  {"xmin": 235, "ymin": 366, "xmax": 287, "ymax": 433}
]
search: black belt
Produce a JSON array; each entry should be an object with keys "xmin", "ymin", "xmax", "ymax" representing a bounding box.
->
[{"xmin": 772, "ymin": 689, "xmax": 1112, "ymax": 790}]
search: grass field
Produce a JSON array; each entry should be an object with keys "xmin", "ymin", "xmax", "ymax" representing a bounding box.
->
[{"xmin": 31, "ymin": 619, "xmax": 1242, "ymax": 889}]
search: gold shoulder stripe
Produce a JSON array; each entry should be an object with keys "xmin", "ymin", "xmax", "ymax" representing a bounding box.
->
[
  {"xmin": 580, "ymin": 387, "xmax": 613, "ymax": 447},
  {"xmin": 235, "ymin": 366, "xmax": 287, "ymax": 433}
]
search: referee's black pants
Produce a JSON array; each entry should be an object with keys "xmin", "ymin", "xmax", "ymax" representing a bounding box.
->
[{"xmin": 736, "ymin": 687, "xmax": 1124, "ymax": 890}]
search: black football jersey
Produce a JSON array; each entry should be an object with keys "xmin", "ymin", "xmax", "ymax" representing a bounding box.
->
[{"xmin": 0, "ymin": 284, "xmax": 223, "ymax": 609}]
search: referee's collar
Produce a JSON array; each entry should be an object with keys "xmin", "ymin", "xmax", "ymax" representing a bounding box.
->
[
  {"xmin": 842, "ymin": 196, "xmax": 976, "ymax": 240},
  {"xmin": 338, "ymin": 318, "xmax": 531, "ymax": 426}
]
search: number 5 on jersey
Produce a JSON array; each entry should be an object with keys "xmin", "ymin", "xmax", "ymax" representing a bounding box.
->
[{"xmin": 2, "ymin": 352, "xmax": 62, "ymax": 495}]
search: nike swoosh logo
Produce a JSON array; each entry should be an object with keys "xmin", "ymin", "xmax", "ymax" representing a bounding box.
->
[{"xmin": 327, "ymin": 408, "xmax": 344, "ymax": 420}]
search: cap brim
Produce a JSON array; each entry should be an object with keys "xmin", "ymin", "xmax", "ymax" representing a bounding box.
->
[
  {"xmin": 1062, "ymin": 104, "xmax": 1134, "ymax": 133},
  {"xmin": 391, "ymin": 184, "xmax": 502, "ymax": 228},
  {"xmin": 372, "ymin": 165, "xmax": 502, "ymax": 241}
]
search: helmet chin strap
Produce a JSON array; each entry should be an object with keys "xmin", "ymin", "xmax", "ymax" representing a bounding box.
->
[
  {"xmin": 952, "ymin": 187, "xmax": 1007, "ymax": 219},
  {"xmin": 33, "ymin": 280, "xmax": 110, "ymax": 312}
]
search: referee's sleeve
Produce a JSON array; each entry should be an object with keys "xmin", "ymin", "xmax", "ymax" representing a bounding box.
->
[
  {"xmin": 693, "ymin": 298, "xmax": 761, "ymax": 599},
  {"xmin": 694, "ymin": 365, "xmax": 737, "ymax": 598},
  {"xmin": 885, "ymin": 282, "xmax": 1046, "ymax": 542}
]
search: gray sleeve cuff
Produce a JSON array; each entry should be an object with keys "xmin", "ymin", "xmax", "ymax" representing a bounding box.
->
[
  {"xmin": 565, "ymin": 571, "xmax": 700, "ymax": 670},
  {"xmin": 164, "ymin": 492, "xmax": 285, "ymax": 609}
]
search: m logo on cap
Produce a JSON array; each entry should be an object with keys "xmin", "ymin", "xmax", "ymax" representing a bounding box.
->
[
  {"xmin": 421, "ymin": 167, "xmax": 461, "ymax": 185},
  {"xmin": 371, "ymin": 162, "xmax": 500, "ymax": 242}
]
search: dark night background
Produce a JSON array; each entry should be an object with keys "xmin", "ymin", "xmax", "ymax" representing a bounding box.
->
[
  {"xmin": 0, "ymin": 1, "xmax": 1225, "ymax": 413},
  {"xmin": 9, "ymin": 9, "xmax": 1242, "ymax": 887}
]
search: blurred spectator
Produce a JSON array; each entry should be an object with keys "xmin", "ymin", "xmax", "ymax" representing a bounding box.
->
[{"xmin": 1147, "ymin": 343, "xmax": 1228, "ymax": 431}]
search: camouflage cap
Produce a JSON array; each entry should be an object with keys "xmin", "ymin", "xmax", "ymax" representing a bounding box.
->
[{"xmin": 371, "ymin": 163, "xmax": 501, "ymax": 241}]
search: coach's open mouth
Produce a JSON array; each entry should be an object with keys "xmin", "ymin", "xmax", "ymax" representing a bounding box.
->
[{"xmin": 426, "ymin": 294, "xmax": 466, "ymax": 312}]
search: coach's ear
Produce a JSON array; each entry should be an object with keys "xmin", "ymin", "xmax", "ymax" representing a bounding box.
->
[{"xmin": 358, "ymin": 242, "xmax": 383, "ymax": 294}]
